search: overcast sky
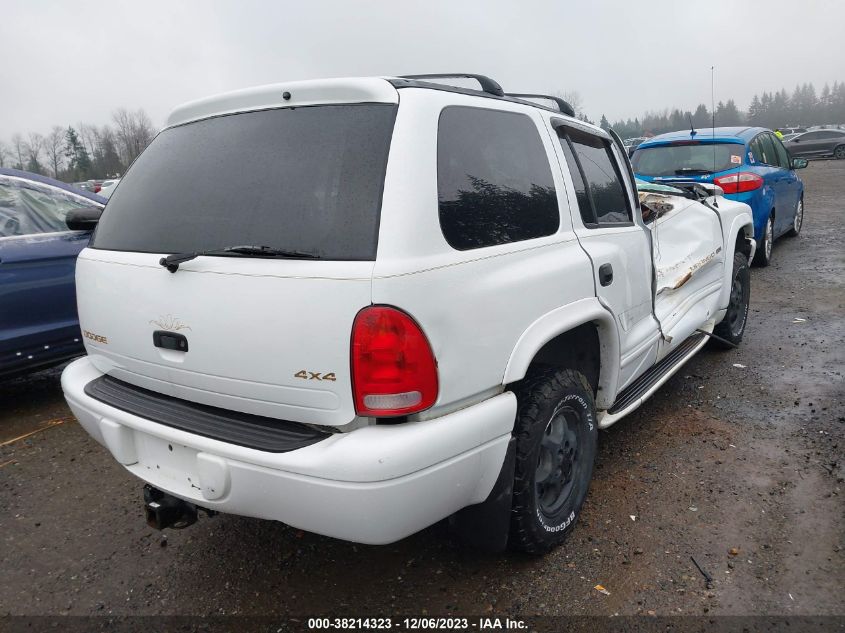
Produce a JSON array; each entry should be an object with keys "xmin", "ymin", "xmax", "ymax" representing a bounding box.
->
[{"xmin": 2, "ymin": 0, "xmax": 843, "ymax": 140}]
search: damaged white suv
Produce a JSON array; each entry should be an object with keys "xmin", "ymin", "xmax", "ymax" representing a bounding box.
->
[{"xmin": 62, "ymin": 74, "xmax": 755, "ymax": 553}]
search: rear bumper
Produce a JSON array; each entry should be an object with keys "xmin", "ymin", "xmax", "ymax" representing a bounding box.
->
[{"xmin": 61, "ymin": 356, "xmax": 516, "ymax": 544}]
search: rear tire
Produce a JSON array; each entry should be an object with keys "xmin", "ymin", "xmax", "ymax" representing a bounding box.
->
[
  {"xmin": 712, "ymin": 251, "xmax": 750, "ymax": 349},
  {"xmin": 834, "ymin": 145, "xmax": 845, "ymax": 159},
  {"xmin": 787, "ymin": 197, "xmax": 803, "ymax": 237},
  {"xmin": 509, "ymin": 368, "xmax": 597, "ymax": 554},
  {"xmin": 753, "ymin": 214, "xmax": 774, "ymax": 267}
]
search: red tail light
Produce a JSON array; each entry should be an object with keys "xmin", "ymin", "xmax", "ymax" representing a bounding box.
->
[
  {"xmin": 351, "ymin": 306, "xmax": 438, "ymax": 417},
  {"xmin": 714, "ymin": 172, "xmax": 763, "ymax": 194}
]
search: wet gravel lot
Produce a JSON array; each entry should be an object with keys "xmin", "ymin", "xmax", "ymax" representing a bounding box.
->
[{"xmin": 1, "ymin": 161, "xmax": 843, "ymax": 620}]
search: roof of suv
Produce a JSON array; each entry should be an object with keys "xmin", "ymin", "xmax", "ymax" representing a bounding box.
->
[{"xmin": 166, "ymin": 75, "xmax": 584, "ymax": 130}]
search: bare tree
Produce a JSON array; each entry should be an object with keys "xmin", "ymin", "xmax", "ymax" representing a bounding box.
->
[
  {"xmin": 112, "ymin": 108, "xmax": 155, "ymax": 166},
  {"xmin": 0, "ymin": 140, "xmax": 8, "ymax": 167},
  {"xmin": 12, "ymin": 133, "xmax": 26, "ymax": 169},
  {"xmin": 46, "ymin": 126, "xmax": 65, "ymax": 177},
  {"xmin": 79, "ymin": 123, "xmax": 101, "ymax": 160},
  {"xmin": 97, "ymin": 125, "xmax": 123, "ymax": 177},
  {"xmin": 26, "ymin": 132, "xmax": 45, "ymax": 173}
]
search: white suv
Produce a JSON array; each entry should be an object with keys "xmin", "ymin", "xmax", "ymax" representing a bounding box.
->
[{"xmin": 61, "ymin": 74, "xmax": 755, "ymax": 553}]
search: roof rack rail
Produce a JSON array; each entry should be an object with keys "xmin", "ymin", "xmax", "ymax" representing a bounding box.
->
[
  {"xmin": 506, "ymin": 93, "xmax": 575, "ymax": 117},
  {"xmin": 399, "ymin": 74, "xmax": 504, "ymax": 97}
]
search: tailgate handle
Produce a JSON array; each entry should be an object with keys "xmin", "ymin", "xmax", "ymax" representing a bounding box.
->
[{"xmin": 153, "ymin": 330, "xmax": 189, "ymax": 352}]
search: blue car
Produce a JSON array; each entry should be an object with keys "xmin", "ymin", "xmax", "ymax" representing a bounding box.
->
[
  {"xmin": 631, "ymin": 127, "xmax": 808, "ymax": 266},
  {"xmin": 0, "ymin": 168, "xmax": 106, "ymax": 379}
]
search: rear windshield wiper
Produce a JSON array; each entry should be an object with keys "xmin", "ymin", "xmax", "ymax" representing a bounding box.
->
[{"xmin": 159, "ymin": 245, "xmax": 320, "ymax": 273}]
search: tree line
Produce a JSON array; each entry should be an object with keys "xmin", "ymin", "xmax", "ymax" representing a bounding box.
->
[
  {"xmin": 2, "ymin": 81, "xmax": 844, "ymax": 181},
  {"xmin": 600, "ymin": 81, "xmax": 845, "ymax": 139},
  {"xmin": 0, "ymin": 108, "xmax": 155, "ymax": 182}
]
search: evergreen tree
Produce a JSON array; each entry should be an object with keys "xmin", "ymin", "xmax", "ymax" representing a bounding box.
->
[{"xmin": 64, "ymin": 126, "xmax": 92, "ymax": 181}]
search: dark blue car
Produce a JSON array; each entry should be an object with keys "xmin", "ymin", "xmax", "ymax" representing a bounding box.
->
[
  {"xmin": 0, "ymin": 168, "xmax": 106, "ymax": 379},
  {"xmin": 631, "ymin": 127, "xmax": 808, "ymax": 266}
]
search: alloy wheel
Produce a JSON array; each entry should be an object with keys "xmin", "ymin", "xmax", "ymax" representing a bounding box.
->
[{"xmin": 794, "ymin": 199, "xmax": 804, "ymax": 233}]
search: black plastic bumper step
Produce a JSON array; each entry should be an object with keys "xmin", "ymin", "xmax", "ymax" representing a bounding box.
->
[{"xmin": 84, "ymin": 374, "xmax": 330, "ymax": 453}]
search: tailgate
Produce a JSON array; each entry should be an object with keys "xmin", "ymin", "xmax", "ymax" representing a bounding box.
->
[{"xmin": 77, "ymin": 250, "xmax": 372, "ymax": 428}]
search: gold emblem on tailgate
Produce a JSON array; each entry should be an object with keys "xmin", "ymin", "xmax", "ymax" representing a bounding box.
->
[{"xmin": 149, "ymin": 314, "xmax": 192, "ymax": 331}]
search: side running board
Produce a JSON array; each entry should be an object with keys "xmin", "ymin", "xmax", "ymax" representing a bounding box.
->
[{"xmin": 600, "ymin": 331, "xmax": 708, "ymax": 428}]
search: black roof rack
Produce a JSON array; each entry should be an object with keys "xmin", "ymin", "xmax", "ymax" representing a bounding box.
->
[
  {"xmin": 506, "ymin": 93, "xmax": 575, "ymax": 117},
  {"xmin": 399, "ymin": 74, "xmax": 504, "ymax": 97}
]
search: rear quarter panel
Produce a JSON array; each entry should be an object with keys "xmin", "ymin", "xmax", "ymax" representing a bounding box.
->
[{"xmin": 372, "ymin": 90, "xmax": 595, "ymax": 416}]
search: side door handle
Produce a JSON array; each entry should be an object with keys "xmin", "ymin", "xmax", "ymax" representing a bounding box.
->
[{"xmin": 598, "ymin": 263, "xmax": 614, "ymax": 287}]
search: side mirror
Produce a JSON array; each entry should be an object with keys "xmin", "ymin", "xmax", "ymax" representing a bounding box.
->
[
  {"xmin": 66, "ymin": 206, "xmax": 103, "ymax": 231},
  {"xmin": 792, "ymin": 157, "xmax": 808, "ymax": 170}
]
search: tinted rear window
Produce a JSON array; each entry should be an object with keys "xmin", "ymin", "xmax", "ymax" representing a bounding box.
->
[
  {"xmin": 437, "ymin": 106, "xmax": 559, "ymax": 250},
  {"xmin": 92, "ymin": 104, "xmax": 397, "ymax": 260},
  {"xmin": 631, "ymin": 142, "xmax": 745, "ymax": 176}
]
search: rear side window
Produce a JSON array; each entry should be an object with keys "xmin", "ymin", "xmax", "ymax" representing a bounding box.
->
[
  {"xmin": 92, "ymin": 104, "xmax": 397, "ymax": 260},
  {"xmin": 437, "ymin": 107, "xmax": 559, "ymax": 250},
  {"xmin": 564, "ymin": 128, "xmax": 631, "ymax": 225}
]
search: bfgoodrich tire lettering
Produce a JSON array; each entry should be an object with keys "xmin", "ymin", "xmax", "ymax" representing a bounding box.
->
[{"xmin": 509, "ymin": 368, "xmax": 597, "ymax": 553}]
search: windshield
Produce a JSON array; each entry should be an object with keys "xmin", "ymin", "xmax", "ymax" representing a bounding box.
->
[
  {"xmin": 631, "ymin": 142, "xmax": 746, "ymax": 176},
  {"xmin": 92, "ymin": 104, "xmax": 397, "ymax": 260}
]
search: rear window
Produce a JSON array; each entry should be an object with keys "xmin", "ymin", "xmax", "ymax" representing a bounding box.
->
[
  {"xmin": 631, "ymin": 142, "xmax": 746, "ymax": 176},
  {"xmin": 92, "ymin": 104, "xmax": 397, "ymax": 260},
  {"xmin": 437, "ymin": 106, "xmax": 559, "ymax": 250}
]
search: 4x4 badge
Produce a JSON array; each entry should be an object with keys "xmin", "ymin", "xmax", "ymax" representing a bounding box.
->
[{"xmin": 294, "ymin": 370, "xmax": 336, "ymax": 381}]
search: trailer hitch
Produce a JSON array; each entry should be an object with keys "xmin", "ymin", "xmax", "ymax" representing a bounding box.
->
[{"xmin": 143, "ymin": 484, "xmax": 213, "ymax": 530}]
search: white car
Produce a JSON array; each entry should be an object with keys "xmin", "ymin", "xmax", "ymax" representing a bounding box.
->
[
  {"xmin": 61, "ymin": 74, "xmax": 755, "ymax": 553},
  {"xmin": 96, "ymin": 179, "xmax": 120, "ymax": 199}
]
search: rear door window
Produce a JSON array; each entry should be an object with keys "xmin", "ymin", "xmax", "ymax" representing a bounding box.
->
[
  {"xmin": 563, "ymin": 128, "xmax": 631, "ymax": 225},
  {"xmin": 557, "ymin": 136, "xmax": 593, "ymax": 226},
  {"xmin": 437, "ymin": 106, "xmax": 559, "ymax": 250},
  {"xmin": 92, "ymin": 104, "xmax": 397, "ymax": 260},
  {"xmin": 771, "ymin": 135, "xmax": 791, "ymax": 168},
  {"xmin": 758, "ymin": 134, "xmax": 778, "ymax": 165}
]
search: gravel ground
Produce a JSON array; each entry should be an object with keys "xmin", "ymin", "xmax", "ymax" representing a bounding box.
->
[{"xmin": 1, "ymin": 161, "xmax": 843, "ymax": 620}]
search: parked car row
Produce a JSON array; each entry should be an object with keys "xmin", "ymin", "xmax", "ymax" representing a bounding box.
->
[{"xmin": 783, "ymin": 128, "xmax": 845, "ymax": 159}]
